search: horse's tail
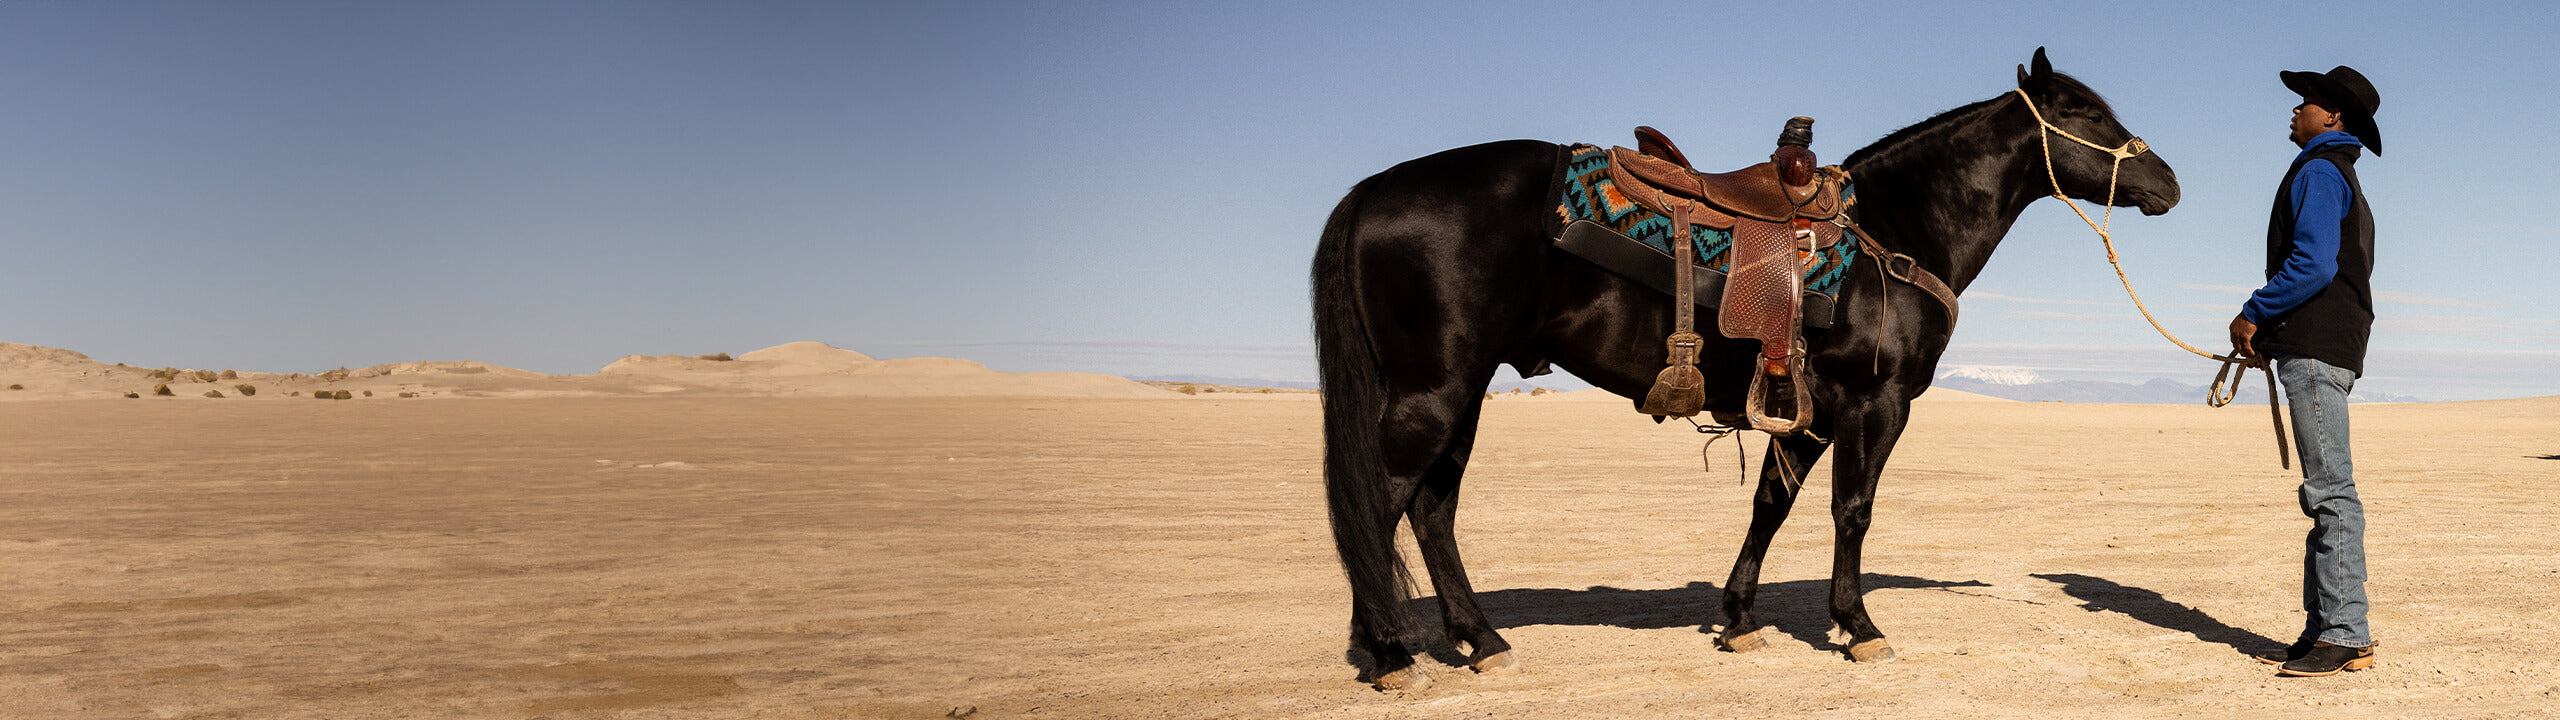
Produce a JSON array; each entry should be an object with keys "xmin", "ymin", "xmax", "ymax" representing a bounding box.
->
[{"xmin": 1312, "ymin": 172, "xmax": 1413, "ymax": 646}]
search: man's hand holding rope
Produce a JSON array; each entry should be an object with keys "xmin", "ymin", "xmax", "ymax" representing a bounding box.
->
[{"xmin": 2228, "ymin": 314, "xmax": 2260, "ymax": 363}]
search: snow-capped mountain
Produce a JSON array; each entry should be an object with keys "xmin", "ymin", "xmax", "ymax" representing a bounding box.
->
[{"xmin": 1936, "ymin": 365, "xmax": 2046, "ymax": 386}]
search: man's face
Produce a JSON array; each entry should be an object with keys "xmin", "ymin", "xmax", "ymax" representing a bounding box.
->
[{"xmin": 2291, "ymin": 93, "xmax": 2344, "ymax": 146}]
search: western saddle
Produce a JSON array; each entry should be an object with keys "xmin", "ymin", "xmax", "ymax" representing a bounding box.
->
[{"xmin": 1614, "ymin": 118, "xmax": 1849, "ymax": 435}]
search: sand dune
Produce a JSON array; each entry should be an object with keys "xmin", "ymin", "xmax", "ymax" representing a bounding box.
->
[
  {"xmin": 1913, "ymin": 386, "xmax": 2010, "ymax": 402},
  {"xmin": 597, "ymin": 341, "xmax": 1173, "ymax": 398},
  {"xmin": 0, "ymin": 341, "xmax": 2307, "ymax": 406},
  {"xmin": 0, "ymin": 341, "xmax": 1176, "ymax": 400}
]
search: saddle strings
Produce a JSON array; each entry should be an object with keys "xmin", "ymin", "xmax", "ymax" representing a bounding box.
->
[
  {"xmin": 2014, "ymin": 89, "xmax": 2292, "ymax": 469},
  {"xmin": 1685, "ymin": 416, "xmax": 1750, "ymax": 485}
]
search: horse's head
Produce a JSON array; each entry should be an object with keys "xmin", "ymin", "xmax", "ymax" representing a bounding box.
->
[{"xmin": 2013, "ymin": 48, "xmax": 2180, "ymax": 216}]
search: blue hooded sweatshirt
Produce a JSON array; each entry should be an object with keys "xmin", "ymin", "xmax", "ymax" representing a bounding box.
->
[{"xmin": 2242, "ymin": 131, "xmax": 2362, "ymax": 324}]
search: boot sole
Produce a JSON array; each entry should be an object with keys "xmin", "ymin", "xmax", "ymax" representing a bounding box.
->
[{"xmin": 2277, "ymin": 656, "xmax": 2375, "ymax": 677}]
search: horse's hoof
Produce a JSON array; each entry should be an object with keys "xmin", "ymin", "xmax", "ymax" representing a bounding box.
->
[
  {"xmin": 1470, "ymin": 650, "xmax": 1517, "ymax": 674},
  {"xmin": 1372, "ymin": 666, "xmax": 1433, "ymax": 692},
  {"xmin": 1848, "ymin": 638, "xmax": 1898, "ymax": 663},
  {"xmin": 1719, "ymin": 628, "xmax": 1767, "ymax": 653}
]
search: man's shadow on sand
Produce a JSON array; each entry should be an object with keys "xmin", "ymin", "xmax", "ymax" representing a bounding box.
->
[
  {"xmin": 1393, "ymin": 573, "xmax": 2276, "ymax": 666},
  {"xmin": 2031, "ymin": 572, "xmax": 2280, "ymax": 654}
]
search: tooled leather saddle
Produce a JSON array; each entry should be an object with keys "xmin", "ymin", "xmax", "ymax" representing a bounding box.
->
[{"xmin": 1614, "ymin": 118, "xmax": 1848, "ymax": 435}]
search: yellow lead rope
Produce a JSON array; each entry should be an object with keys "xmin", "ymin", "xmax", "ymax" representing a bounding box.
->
[{"xmin": 2012, "ymin": 89, "xmax": 2292, "ymax": 469}]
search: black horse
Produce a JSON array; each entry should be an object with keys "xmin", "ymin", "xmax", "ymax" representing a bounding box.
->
[{"xmin": 1313, "ymin": 49, "xmax": 2179, "ymax": 690}]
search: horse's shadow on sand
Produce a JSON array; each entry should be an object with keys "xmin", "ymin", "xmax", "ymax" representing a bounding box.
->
[
  {"xmin": 1394, "ymin": 573, "xmax": 2276, "ymax": 666},
  {"xmin": 1397, "ymin": 574, "xmax": 1983, "ymax": 663}
]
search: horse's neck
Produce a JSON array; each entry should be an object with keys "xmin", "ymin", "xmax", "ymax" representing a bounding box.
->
[{"xmin": 1846, "ymin": 104, "xmax": 2049, "ymax": 293}]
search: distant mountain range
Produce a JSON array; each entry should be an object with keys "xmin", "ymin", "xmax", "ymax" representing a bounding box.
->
[
  {"xmin": 1932, "ymin": 366, "xmax": 2424, "ymax": 404},
  {"xmin": 1135, "ymin": 367, "xmax": 2427, "ymax": 404},
  {"xmin": 1133, "ymin": 374, "xmax": 1320, "ymax": 390},
  {"xmin": 1139, "ymin": 374, "xmax": 1575, "ymax": 394}
]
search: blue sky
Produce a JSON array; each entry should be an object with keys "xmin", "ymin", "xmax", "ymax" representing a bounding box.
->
[{"xmin": 3, "ymin": 2, "xmax": 2554, "ymax": 400}]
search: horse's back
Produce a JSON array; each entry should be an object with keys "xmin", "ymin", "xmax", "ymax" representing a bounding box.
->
[{"xmin": 1358, "ymin": 139, "xmax": 1562, "ymax": 211}]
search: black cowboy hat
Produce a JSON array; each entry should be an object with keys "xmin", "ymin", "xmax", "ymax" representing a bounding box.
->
[{"xmin": 2281, "ymin": 65, "xmax": 2381, "ymax": 155}]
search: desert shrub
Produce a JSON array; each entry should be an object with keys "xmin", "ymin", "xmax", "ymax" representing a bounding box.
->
[
  {"xmin": 312, "ymin": 391, "xmax": 331, "ymax": 400},
  {"xmin": 1176, "ymin": 385, "xmax": 1199, "ymax": 395},
  {"xmin": 192, "ymin": 369, "xmax": 218, "ymax": 383},
  {"xmin": 287, "ymin": 391, "xmax": 302, "ymax": 397},
  {"xmin": 234, "ymin": 384, "xmax": 257, "ymax": 396},
  {"xmin": 334, "ymin": 389, "xmax": 353, "ymax": 400},
  {"xmin": 153, "ymin": 383, "xmax": 173, "ymax": 396},
  {"xmin": 362, "ymin": 390, "xmax": 373, "ymax": 397},
  {"xmin": 125, "ymin": 392, "xmax": 140, "ymax": 399},
  {"xmin": 6, "ymin": 384, "xmax": 20, "ymax": 390},
  {"xmin": 220, "ymin": 369, "xmax": 238, "ymax": 380},
  {"xmin": 204, "ymin": 390, "xmax": 224, "ymax": 398},
  {"xmin": 1530, "ymin": 387, "xmax": 1552, "ymax": 396},
  {"xmin": 698, "ymin": 353, "xmax": 733, "ymax": 361},
  {"xmin": 398, "ymin": 391, "xmax": 417, "ymax": 398}
]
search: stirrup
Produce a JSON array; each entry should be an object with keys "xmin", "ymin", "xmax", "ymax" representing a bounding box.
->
[{"xmin": 1744, "ymin": 349, "xmax": 1814, "ymax": 435}]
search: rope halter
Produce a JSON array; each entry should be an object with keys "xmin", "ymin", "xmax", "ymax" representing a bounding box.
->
[
  {"xmin": 2007, "ymin": 87, "xmax": 2293, "ymax": 466},
  {"xmin": 2011, "ymin": 87, "xmax": 2201, "ymax": 354},
  {"xmin": 2013, "ymin": 87, "xmax": 2150, "ymax": 249}
]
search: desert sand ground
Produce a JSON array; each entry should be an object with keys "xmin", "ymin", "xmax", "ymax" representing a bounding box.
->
[{"xmin": 4, "ymin": 348, "xmax": 2558, "ymax": 718}]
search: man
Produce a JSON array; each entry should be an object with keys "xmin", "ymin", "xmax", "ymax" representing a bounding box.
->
[{"xmin": 2228, "ymin": 65, "xmax": 2382, "ymax": 678}]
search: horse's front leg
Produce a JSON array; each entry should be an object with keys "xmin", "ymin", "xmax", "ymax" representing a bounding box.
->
[
  {"xmin": 1826, "ymin": 399, "xmax": 1911, "ymax": 662},
  {"xmin": 1717, "ymin": 433, "xmax": 1829, "ymax": 652}
]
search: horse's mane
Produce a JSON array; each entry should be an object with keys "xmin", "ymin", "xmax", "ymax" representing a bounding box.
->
[{"xmin": 1843, "ymin": 71, "xmax": 2114, "ymax": 170}]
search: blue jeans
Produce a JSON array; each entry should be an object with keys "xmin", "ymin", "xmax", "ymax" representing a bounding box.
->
[{"xmin": 2275, "ymin": 354, "xmax": 2370, "ymax": 648}]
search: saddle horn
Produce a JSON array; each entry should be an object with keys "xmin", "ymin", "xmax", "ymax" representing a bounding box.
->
[{"xmin": 1773, "ymin": 117, "xmax": 1816, "ymax": 188}]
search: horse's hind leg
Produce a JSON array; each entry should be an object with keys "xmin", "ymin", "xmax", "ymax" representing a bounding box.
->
[
  {"xmin": 1718, "ymin": 434, "xmax": 1829, "ymax": 652},
  {"xmin": 1404, "ymin": 396, "xmax": 1515, "ymax": 674},
  {"xmin": 1344, "ymin": 470, "xmax": 1429, "ymax": 689},
  {"xmin": 1354, "ymin": 382, "xmax": 1500, "ymax": 688}
]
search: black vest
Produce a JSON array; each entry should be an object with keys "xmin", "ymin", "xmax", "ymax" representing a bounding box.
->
[{"xmin": 2257, "ymin": 143, "xmax": 2374, "ymax": 375}]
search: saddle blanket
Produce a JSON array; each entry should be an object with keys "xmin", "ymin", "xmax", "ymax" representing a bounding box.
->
[{"xmin": 1554, "ymin": 143, "xmax": 1857, "ymax": 297}]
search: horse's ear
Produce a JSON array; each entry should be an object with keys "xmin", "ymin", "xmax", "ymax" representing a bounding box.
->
[{"xmin": 2019, "ymin": 47, "xmax": 2052, "ymax": 91}]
